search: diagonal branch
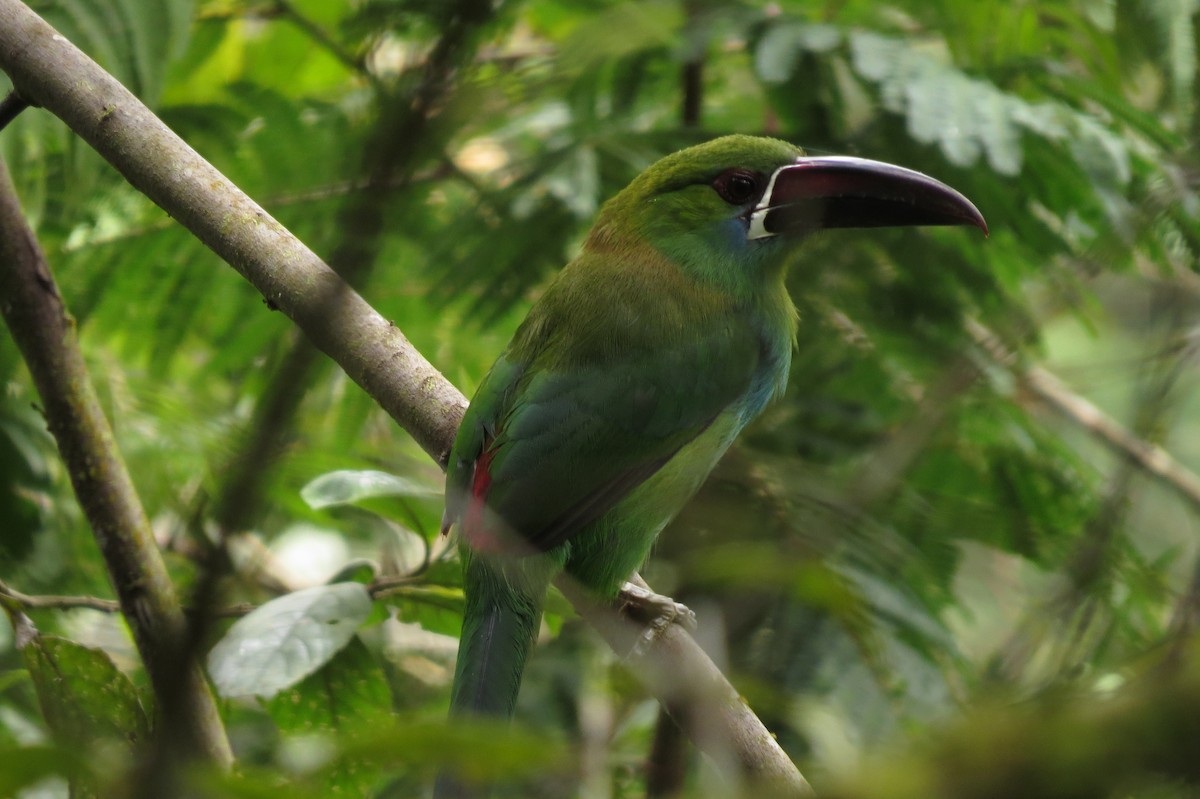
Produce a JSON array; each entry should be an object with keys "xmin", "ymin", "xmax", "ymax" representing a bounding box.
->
[{"xmin": 0, "ymin": 2, "xmax": 811, "ymax": 794}]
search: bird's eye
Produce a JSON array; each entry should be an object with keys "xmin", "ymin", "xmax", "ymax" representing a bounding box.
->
[{"xmin": 713, "ymin": 169, "xmax": 761, "ymax": 205}]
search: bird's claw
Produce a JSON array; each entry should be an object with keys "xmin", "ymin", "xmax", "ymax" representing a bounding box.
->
[{"xmin": 617, "ymin": 582, "xmax": 696, "ymax": 657}]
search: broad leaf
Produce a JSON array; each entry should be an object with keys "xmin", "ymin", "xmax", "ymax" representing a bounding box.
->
[
  {"xmin": 15, "ymin": 616, "xmax": 149, "ymax": 748},
  {"xmin": 208, "ymin": 583, "xmax": 372, "ymax": 699},
  {"xmin": 12, "ymin": 614, "xmax": 147, "ymax": 797}
]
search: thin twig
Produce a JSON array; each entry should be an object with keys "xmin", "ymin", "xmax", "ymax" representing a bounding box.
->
[
  {"xmin": 0, "ymin": 581, "xmax": 122, "ymax": 613},
  {"xmin": 0, "ymin": 574, "xmax": 423, "ymax": 618}
]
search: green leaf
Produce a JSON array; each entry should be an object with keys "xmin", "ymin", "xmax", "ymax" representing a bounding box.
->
[
  {"xmin": 11, "ymin": 614, "xmax": 147, "ymax": 797},
  {"xmin": 208, "ymin": 583, "xmax": 373, "ymax": 699},
  {"xmin": 16, "ymin": 617, "xmax": 150, "ymax": 749},
  {"xmin": 264, "ymin": 638, "xmax": 392, "ymax": 795},
  {"xmin": 264, "ymin": 637, "xmax": 392, "ymax": 733}
]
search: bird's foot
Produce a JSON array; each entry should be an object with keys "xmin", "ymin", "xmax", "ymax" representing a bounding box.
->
[{"xmin": 617, "ymin": 582, "xmax": 697, "ymax": 656}]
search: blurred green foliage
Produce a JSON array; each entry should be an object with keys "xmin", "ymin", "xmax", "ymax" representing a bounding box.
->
[{"xmin": 2, "ymin": 0, "xmax": 1200, "ymax": 796}]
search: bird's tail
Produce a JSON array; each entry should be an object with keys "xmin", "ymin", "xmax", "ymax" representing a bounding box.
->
[{"xmin": 433, "ymin": 552, "xmax": 549, "ymax": 798}]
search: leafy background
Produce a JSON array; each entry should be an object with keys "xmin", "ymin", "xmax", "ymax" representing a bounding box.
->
[{"xmin": 2, "ymin": 0, "xmax": 1200, "ymax": 796}]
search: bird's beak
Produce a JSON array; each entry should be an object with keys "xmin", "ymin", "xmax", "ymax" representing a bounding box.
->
[{"xmin": 747, "ymin": 156, "xmax": 988, "ymax": 240}]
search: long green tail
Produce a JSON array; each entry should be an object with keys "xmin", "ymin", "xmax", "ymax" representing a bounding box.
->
[{"xmin": 434, "ymin": 554, "xmax": 549, "ymax": 798}]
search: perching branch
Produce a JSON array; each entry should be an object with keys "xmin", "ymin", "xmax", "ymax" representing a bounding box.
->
[
  {"xmin": 562, "ymin": 574, "xmax": 815, "ymax": 797},
  {"xmin": 0, "ymin": 157, "xmax": 233, "ymax": 770},
  {"xmin": 0, "ymin": 2, "xmax": 810, "ymax": 793}
]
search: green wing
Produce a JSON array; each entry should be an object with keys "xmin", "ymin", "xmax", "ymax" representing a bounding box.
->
[{"xmin": 444, "ymin": 320, "xmax": 761, "ymax": 554}]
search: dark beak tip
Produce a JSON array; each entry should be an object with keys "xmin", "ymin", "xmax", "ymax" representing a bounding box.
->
[
  {"xmin": 956, "ymin": 197, "xmax": 988, "ymax": 238},
  {"xmin": 969, "ymin": 211, "xmax": 989, "ymax": 238}
]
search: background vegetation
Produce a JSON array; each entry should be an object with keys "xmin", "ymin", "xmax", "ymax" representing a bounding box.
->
[{"xmin": 2, "ymin": 0, "xmax": 1200, "ymax": 796}]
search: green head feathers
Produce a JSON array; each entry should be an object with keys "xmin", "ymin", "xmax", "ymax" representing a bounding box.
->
[
  {"xmin": 584, "ymin": 136, "xmax": 805, "ymax": 284},
  {"xmin": 584, "ymin": 134, "xmax": 986, "ymax": 295}
]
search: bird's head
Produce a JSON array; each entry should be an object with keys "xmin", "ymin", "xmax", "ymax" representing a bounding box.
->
[{"xmin": 586, "ymin": 135, "xmax": 986, "ymax": 295}]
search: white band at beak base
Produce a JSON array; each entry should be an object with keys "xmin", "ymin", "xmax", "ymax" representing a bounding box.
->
[{"xmin": 747, "ymin": 208, "xmax": 773, "ymax": 240}]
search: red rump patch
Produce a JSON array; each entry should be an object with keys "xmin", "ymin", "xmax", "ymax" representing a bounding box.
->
[
  {"xmin": 471, "ymin": 446, "xmax": 495, "ymax": 505},
  {"xmin": 462, "ymin": 444, "xmax": 506, "ymax": 553}
]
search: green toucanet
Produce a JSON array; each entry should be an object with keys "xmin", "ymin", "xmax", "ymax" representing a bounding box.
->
[{"xmin": 435, "ymin": 135, "xmax": 985, "ymax": 794}]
